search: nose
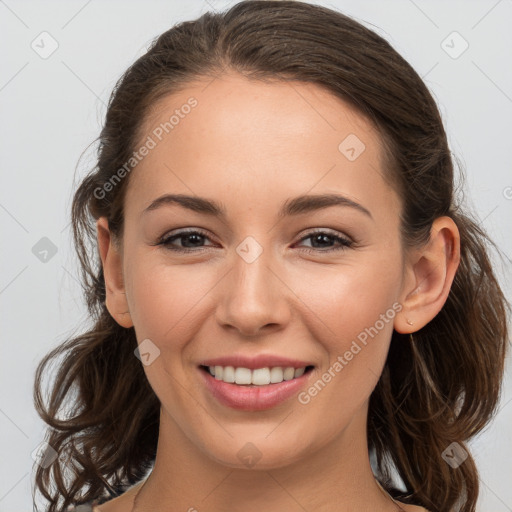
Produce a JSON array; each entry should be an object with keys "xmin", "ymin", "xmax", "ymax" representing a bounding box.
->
[{"xmin": 214, "ymin": 245, "xmax": 291, "ymax": 338}]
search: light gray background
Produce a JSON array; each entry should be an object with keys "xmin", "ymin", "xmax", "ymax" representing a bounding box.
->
[{"xmin": 1, "ymin": 0, "xmax": 511, "ymax": 510}]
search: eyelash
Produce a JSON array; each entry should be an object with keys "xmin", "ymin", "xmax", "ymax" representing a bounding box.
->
[{"xmin": 156, "ymin": 228, "xmax": 354, "ymax": 254}]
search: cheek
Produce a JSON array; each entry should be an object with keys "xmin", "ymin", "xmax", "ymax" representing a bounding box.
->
[
  {"xmin": 290, "ymin": 254, "xmax": 401, "ymax": 380},
  {"xmin": 290, "ymin": 270, "xmax": 401, "ymax": 426},
  {"xmin": 125, "ymin": 255, "xmax": 216, "ymax": 344},
  {"xmin": 295, "ymin": 253, "xmax": 401, "ymax": 333},
  {"xmin": 125, "ymin": 259, "xmax": 216, "ymax": 403}
]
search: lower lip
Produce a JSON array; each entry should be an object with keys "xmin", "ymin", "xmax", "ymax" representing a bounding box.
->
[{"xmin": 198, "ymin": 366, "xmax": 313, "ymax": 411}]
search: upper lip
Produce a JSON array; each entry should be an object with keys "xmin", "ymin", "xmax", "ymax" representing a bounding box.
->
[{"xmin": 198, "ymin": 354, "xmax": 315, "ymax": 370}]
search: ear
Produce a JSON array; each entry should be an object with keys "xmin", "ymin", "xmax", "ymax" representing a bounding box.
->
[
  {"xmin": 96, "ymin": 217, "xmax": 133, "ymax": 328},
  {"xmin": 394, "ymin": 216, "xmax": 460, "ymax": 333}
]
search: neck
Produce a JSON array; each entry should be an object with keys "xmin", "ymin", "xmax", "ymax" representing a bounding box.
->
[{"xmin": 132, "ymin": 404, "xmax": 400, "ymax": 512}]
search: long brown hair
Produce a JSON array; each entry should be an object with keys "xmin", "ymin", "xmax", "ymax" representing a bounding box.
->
[{"xmin": 33, "ymin": 1, "xmax": 510, "ymax": 511}]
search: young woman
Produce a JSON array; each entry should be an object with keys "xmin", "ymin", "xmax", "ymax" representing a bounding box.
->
[{"xmin": 33, "ymin": 1, "xmax": 509, "ymax": 511}]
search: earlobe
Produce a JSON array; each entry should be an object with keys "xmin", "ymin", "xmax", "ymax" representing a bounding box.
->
[
  {"xmin": 96, "ymin": 217, "xmax": 133, "ymax": 328},
  {"xmin": 394, "ymin": 216, "xmax": 460, "ymax": 334}
]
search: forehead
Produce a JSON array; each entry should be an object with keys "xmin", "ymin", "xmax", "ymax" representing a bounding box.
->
[{"xmin": 125, "ymin": 72, "xmax": 398, "ymax": 221}]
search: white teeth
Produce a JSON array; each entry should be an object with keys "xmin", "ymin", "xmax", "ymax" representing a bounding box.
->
[
  {"xmin": 283, "ymin": 367, "xmax": 295, "ymax": 381},
  {"xmin": 235, "ymin": 367, "xmax": 252, "ymax": 385},
  {"xmin": 294, "ymin": 367, "xmax": 305, "ymax": 378},
  {"xmin": 252, "ymin": 368, "xmax": 271, "ymax": 385},
  {"xmin": 270, "ymin": 367, "xmax": 283, "ymax": 383},
  {"xmin": 214, "ymin": 365, "xmax": 223, "ymax": 380},
  {"xmin": 207, "ymin": 365, "xmax": 309, "ymax": 385},
  {"xmin": 222, "ymin": 366, "xmax": 235, "ymax": 383}
]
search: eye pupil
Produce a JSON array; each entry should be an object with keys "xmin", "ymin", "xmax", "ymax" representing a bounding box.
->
[
  {"xmin": 183, "ymin": 233, "xmax": 204, "ymax": 247},
  {"xmin": 311, "ymin": 233, "xmax": 332, "ymax": 248}
]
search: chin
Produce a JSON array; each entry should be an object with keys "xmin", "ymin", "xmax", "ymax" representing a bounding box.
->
[{"xmin": 202, "ymin": 436, "xmax": 311, "ymax": 471}]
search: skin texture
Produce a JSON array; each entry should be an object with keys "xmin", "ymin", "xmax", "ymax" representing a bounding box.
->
[{"xmin": 95, "ymin": 72, "xmax": 459, "ymax": 512}]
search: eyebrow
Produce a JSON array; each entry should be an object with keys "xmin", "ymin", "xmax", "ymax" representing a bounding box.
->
[{"xmin": 141, "ymin": 193, "xmax": 373, "ymax": 220}]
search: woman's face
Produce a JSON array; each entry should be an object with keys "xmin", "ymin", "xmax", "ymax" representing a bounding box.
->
[{"xmin": 108, "ymin": 72, "xmax": 409, "ymax": 469}]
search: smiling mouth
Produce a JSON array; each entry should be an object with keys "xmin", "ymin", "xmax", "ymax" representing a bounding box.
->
[{"xmin": 199, "ymin": 364, "xmax": 315, "ymax": 386}]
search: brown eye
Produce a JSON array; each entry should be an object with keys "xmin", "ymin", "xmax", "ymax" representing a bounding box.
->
[
  {"xmin": 158, "ymin": 229, "xmax": 215, "ymax": 253},
  {"xmin": 296, "ymin": 230, "xmax": 353, "ymax": 254}
]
